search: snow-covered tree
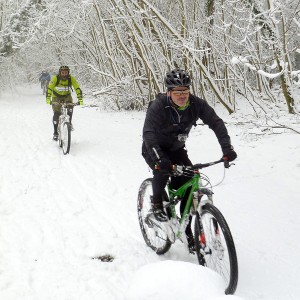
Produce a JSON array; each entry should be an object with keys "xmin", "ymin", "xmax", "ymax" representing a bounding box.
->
[{"xmin": 0, "ymin": 0, "xmax": 299, "ymax": 113}]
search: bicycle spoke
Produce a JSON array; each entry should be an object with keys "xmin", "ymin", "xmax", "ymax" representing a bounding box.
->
[{"xmin": 197, "ymin": 204, "xmax": 238, "ymax": 294}]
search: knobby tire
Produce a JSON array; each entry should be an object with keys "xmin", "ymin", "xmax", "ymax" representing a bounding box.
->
[
  {"xmin": 137, "ymin": 178, "xmax": 171, "ymax": 255},
  {"xmin": 194, "ymin": 203, "xmax": 238, "ymax": 295},
  {"xmin": 62, "ymin": 122, "xmax": 71, "ymax": 155}
]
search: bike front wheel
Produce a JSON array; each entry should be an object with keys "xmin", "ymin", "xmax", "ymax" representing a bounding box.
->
[
  {"xmin": 61, "ymin": 122, "xmax": 71, "ymax": 154},
  {"xmin": 194, "ymin": 203, "xmax": 238, "ymax": 295},
  {"xmin": 137, "ymin": 178, "xmax": 171, "ymax": 255}
]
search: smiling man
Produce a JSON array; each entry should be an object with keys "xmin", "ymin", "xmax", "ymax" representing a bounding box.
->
[{"xmin": 142, "ymin": 68, "xmax": 237, "ymax": 252}]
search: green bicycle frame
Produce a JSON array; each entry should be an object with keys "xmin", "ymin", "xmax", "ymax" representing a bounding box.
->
[{"xmin": 167, "ymin": 171, "xmax": 201, "ymax": 229}]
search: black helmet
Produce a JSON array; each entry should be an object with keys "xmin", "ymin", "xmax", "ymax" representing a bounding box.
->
[
  {"xmin": 59, "ymin": 65, "xmax": 70, "ymax": 73},
  {"xmin": 164, "ymin": 69, "xmax": 191, "ymax": 89}
]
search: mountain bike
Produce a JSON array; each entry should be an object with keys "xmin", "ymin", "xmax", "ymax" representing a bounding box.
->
[
  {"xmin": 137, "ymin": 158, "xmax": 238, "ymax": 294},
  {"xmin": 52, "ymin": 101, "xmax": 78, "ymax": 155}
]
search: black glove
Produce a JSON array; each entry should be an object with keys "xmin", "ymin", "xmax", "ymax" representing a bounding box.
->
[
  {"xmin": 157, "ymin": 158, "xmax": 173, "ymax": 173},
  {"xmin": 222, "ymin": 146, "xmax": 237, "ymax": 162}
]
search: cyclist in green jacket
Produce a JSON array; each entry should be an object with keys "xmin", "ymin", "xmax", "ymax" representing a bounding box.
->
[{"xmin": 46, "ymin": 65, "xmax": 83, "ymax": 140}]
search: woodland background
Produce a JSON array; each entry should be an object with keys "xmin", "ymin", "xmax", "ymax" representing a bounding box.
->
[{"xmin": 0, "ymin": 0, "xmax": 299, "ymax": 114}]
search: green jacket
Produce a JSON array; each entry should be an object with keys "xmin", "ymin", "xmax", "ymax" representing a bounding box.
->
[{"xmin": 46, "ymin": 75, "xmax": 83, "ymax": 102}]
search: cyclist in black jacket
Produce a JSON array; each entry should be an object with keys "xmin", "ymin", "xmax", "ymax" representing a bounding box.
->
[{"xmin": 142, "ymin": 69, "xmax": 237, "ymax": 251}]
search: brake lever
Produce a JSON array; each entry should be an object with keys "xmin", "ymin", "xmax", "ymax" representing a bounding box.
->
[{"xmin": 224, "ymin": 161, "xmax": 235, "ymax": 169}]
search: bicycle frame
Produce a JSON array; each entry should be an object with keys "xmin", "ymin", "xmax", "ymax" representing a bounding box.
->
[
  {"xmin": 165, "ymin": 160, "xmax": 223, "ymax": 242},
  {"xmin": 58, "ymin": 104, "xmax": 70, "ymax": 126},
  {"xmin": 52, "ymin": 101, "xmax": 75, "ymax": 128},
  {"xmin": 167, "ymin": 173, "xmax": 200, "ymax": 239}
]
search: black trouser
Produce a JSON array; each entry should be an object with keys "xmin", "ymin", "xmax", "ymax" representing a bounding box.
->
[{"xmin": 143, "ymin": 146, "xmax": 192, "ymax": 215}]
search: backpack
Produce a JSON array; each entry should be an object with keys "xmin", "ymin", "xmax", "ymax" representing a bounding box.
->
[{"xmin": 55, "ymin": 75, "xmax": 73, "ymax": 92}]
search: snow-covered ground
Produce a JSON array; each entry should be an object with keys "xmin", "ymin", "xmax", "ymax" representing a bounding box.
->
[{"xmin": 0, "ymin": 86, "xmax": 300, "ymax": 300}]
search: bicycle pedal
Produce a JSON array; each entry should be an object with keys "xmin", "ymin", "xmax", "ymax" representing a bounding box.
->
[{"xmin": 161, "ymin": 221, "xmax": 176, "ymax": 243}]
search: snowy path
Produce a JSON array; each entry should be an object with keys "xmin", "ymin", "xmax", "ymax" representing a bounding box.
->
[
  {"xmin": 0, "ymin": 87, "xmax": 300, "ymax": 299},
  {"xmin": 0, "ymin": 88, "xmax": 150, "ymax": 299}
]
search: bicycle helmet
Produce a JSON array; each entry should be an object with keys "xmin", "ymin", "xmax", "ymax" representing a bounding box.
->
[
  {"xmin": 59, "ymin": 65, "xmax": 70, "ymax": 73},
  {"xmin": 164, "ymin": 69, "xmax": 191, "ymax": 89}
]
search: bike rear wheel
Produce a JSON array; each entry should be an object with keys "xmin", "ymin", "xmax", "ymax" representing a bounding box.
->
[
  {"xmin": 194, "ymin": 203, "xmax": 238, "ymax": 295},
  {"xmin": 137, "ymin": 178, "xmax": 171, "ymax": 255},
  {"xmin": 61, "ymin": 122, "xmax": 71, "ymax": 154}
]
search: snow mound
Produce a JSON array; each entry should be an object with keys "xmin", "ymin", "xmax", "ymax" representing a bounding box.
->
[{"xmin": 126, "ymin": 260, "xmax": 245, "ymax": 300}]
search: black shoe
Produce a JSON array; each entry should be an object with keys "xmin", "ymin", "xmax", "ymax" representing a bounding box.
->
[
  {"xmin": 152, "ymin": 204, "xmax": 168, "ymax": 222},
  {"xmin": 53, "ymin": 133, "xmax": 58, "ymax": 141}
]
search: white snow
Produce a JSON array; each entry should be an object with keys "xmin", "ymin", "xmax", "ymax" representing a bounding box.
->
[
  {"xmin": 0, "ymin": 86, "xmax": 300, "ymax": 300},
  {"xmin": 257, "ymin": 69, "xmax": 284, "ymax": 79},
  {"xmin": 231, "ymin": 56, "xmax": 286, "ymax": 78}
]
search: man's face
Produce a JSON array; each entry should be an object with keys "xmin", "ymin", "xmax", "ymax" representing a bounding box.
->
[
  {"xmin": 167, "ymin": 87, "xmax": 190, "ymax": 107},
  {"xmin": 60, "ymin": 69, "xmax": 69, "ymax": 79}
]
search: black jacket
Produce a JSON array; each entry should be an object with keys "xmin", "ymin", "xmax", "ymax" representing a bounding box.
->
[{"xmin": 142, "ymin": 93, "xmax": 232, "ymax": 162}]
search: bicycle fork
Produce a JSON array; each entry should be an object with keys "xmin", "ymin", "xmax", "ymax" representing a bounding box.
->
[
  {"xmin": 194, "ymin": 190, "xmax": 218, "ymax": 257},
  {"xmin": 58, "ymin": 113, "xmax": 69, "ymax": 139}
]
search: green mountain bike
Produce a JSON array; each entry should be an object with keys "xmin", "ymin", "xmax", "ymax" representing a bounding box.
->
[{"xmin": 137, "ymin": 158, "xmax": 238, "ymax": 295}]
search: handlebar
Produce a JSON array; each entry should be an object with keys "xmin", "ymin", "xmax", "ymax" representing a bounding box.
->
[
  {"xmin": 192, "ymin": 157, "xmax": 233, "ymax": 169},
  {"xmin": 155, "ymin": 157, "xmax": 234, "ymax": 176},
  {"xmin": 52, "ymin": 102, "xmax": 79, "ymax": 106},
  {"xmin": 192, "ymin": 158, "xmax": 226, "ymax": 170}
]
